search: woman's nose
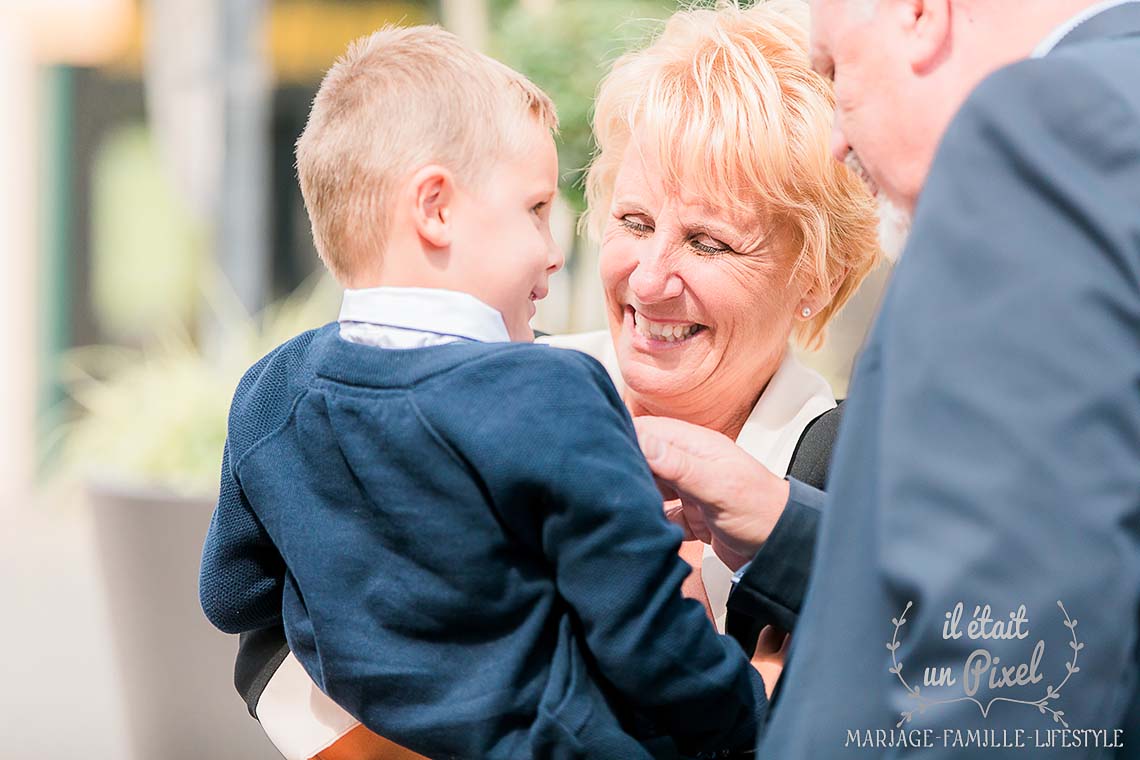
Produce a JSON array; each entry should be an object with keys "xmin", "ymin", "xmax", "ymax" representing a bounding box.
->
[{"xmin": 628, "ymin": 247, "xmax": 683, "ymax": 303}]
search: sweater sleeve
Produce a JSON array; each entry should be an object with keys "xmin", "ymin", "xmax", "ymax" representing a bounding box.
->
[
  {"xmin": 428, "ymin": 347, "xmax": 768, "ymax": 755},
  {"xmin": 199, "ymin": 437, "xmax": 286, "ymax": 634},
  {"xmin": 198, "ymin": 336, "xmax": 316, "ymax": 635}
]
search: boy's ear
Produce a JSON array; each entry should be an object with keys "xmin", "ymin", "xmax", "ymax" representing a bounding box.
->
[{"xmin": 409, "ymin": 164, "xmax": 456, "ymax": 248}]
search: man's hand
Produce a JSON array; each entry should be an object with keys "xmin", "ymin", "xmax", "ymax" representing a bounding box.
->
[{"xmin": 634, "ymin": 416, "xmax": 790, "ymax": 570}]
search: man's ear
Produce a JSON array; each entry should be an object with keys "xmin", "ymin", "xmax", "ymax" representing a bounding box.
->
[
  {"xmin": 891, "ymin": 0, "xmax": 953, "ymax": 75},
  {"xmin": 408, "ymin": 164, "xmax": 456, "ymax": 249}
]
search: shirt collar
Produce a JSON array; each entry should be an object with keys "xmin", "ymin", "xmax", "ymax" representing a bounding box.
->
[
  {"xmin": 338, "ymin": 287, "xmax": 510, "ymax": 344},
  {"xmin": 1032, "ymin": 0, "xmax": 1140, "ymax": 57},
  {"xmin": 734, "ymin": 350, "xmax": 838, "ymax": 477}
]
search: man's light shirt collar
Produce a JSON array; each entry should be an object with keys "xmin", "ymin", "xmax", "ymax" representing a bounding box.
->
[{"xmin": 1032, "ymin": 0, "xmax": 1140, "ymax": 57}]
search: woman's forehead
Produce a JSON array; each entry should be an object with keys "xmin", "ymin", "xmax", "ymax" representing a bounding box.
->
[{"xmin": 613, "ymin": 139, "xmax": 759, "ymax": 227}]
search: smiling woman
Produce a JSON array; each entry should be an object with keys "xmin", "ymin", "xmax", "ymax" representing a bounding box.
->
[{"xmin": 586, "ymin": 0, "xmax": 880, "ymax": 403}]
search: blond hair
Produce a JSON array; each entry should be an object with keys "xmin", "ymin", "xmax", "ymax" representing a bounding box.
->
[
  {"xmin": 296, "ymin": 25, "xmax": 558, "ymax": 284},
  {"xmin": 585, "ymin": 0, "xmax": 880, "ymax": 349}
]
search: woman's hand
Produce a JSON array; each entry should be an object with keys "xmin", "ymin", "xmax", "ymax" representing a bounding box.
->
[
  {"xmin": 751, "ymin": 625, "xmax": 790, "ymax": 700},
  {"xmin": 635, "ymin": 416, "xmax": 790, "ymax": 570},
  {"xmin": 677, "ymin": 537, "xmax": 717, "ymax": 622}
]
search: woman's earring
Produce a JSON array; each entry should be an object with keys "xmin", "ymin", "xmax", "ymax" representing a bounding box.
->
[{"xmin": 801, "ymin": 307, "xmax": 812, "ymax": 318}]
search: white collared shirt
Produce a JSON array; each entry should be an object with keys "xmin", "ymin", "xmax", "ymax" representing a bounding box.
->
[
  {"xmin": 338, "ymin": 286, "xmax": 510, "ymax": 348},
  {"xmin": 1032, "ymin": 0, "xmax": 1140, "ymax": 57},
  {"xmin": 541, "ymin": 330, "xmax": 837, "ymax": 633}
]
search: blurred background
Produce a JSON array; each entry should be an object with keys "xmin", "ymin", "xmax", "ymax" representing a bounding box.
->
[{"xmin": 0, "ymin": 0, "xmax": 888, "ymax": 757}]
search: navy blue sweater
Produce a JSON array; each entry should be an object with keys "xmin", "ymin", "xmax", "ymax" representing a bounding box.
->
[{"xmin": 199, "ymin": 324, "xmax": 766, "ymax": 758}]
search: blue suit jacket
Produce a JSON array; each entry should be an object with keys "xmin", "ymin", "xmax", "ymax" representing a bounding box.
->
[{"xmin": 749, "ymin": 6, "xmax": 1140, "ymax": 756}]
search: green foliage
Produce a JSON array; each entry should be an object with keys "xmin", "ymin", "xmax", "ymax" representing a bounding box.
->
[
  {"xmin": 91, "ymin": 124, "xmax": 206, "ymax": 342},
  {"xmin": 54, "ymin": 277, "xmax": 341, "ymax": 497},
  {"xmin": 491, "ymin": 0, "xmax": 675, "ymax": 213}
]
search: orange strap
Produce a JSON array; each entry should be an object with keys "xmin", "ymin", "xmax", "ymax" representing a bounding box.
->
[{"xmin": 310, "ymin": 724, "xmax": 428, "ymax": 760}]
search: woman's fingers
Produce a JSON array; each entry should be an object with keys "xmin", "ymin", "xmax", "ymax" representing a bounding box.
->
[
  {"xmin": 663, "ymin": 501, "xmax": 696, "ymax": 540},
  {"xmin": 680, "ymin": 500, "xmax": 713, "ymax": 543},
  {"xmin": 663, "ymin": 499, "xmax": 712, "ymax": 543},
  {"xmin": 754, "ymin": 625, "xmax": 788, "ymax": 659},
  {"xmin": 751, "ymin": 627, "xmax": 791, "ymax": 700},
  {"xmin": 652, "ymin": 475, "xmax": 681, "ymax": 502}
]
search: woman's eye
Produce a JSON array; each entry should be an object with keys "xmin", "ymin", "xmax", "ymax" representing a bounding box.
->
[
  {"xmin": 689, "ymin": 235, "xmax": 732, "ymax": 255},
  {"xmin": 531, "ymin": 201, "xmax": 548, "ymax": 215},
  {"xmin": 619, "ymin": 215, "xmax": 653, "ymax": 235}
]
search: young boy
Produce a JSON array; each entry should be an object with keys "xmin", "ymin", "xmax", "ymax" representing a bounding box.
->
[{"xmin": 199, "ymin": 25, "xmax": 768, "ymax": 759}]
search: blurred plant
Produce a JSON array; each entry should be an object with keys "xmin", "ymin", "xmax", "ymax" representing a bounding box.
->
[
  {"xmin": 52, "ymin": 276, "xmax": 340, "ymax": 497},
  {"xmin": 491, "ymin": 0, "xmax": 674, "ymax": 213}
]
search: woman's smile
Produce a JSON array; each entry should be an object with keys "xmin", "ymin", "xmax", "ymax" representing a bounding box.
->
[{"xmin": 625, "ymin": 306, "xmax": 708, "ymax": 349}]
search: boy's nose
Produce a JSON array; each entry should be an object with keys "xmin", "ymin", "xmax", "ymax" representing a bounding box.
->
[{"xmin": 547, "ymin": 242, "xmax": 565, "ymax": 274}]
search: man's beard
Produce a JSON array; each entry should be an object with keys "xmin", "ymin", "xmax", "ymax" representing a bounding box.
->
[{"xmin": 845, "ymin": 151, "xmax": 911, "ymax": 263}]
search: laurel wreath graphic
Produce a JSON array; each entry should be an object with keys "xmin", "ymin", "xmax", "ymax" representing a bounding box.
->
[{"xmin": 888, "ymin": 600, "xmax": 1081, "ymax": 729}]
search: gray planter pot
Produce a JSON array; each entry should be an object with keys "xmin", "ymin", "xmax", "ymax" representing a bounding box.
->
[{"xmin": 89, "ymin": 482, "xmax": 280, "ymax": 760}]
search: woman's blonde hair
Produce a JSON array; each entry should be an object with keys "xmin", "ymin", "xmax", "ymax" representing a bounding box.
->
[{"xmin": 585, "ymin": 0, "xmax": 880, "ymax": 349}]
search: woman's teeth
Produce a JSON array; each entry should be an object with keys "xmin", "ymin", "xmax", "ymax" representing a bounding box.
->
[{"xmin": 633, "ymin": 311, "xmax": 701, "ymax": 342}]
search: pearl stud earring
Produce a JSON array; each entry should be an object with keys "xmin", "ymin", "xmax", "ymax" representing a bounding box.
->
[{"xmin": 801, "ymin": 307, "xmax": 812, "ymax": 318}]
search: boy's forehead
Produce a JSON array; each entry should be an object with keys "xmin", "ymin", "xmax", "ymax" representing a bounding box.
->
[{"xmin": 514, "ymin": 125, "xmax": 559, "ymax": 186}]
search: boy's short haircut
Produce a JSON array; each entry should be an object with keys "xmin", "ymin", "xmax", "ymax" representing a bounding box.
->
[{"xmin": 296, "ymin": 25, "xmax": 558, "ymax": 284}]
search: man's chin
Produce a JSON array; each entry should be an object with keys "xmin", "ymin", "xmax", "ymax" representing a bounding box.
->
[
  {"xmin": 876, "ymin": 194, "xmax": 911, "ymax": 264},
  {"xmin": 847, "ymin": 151, "xmax": 912, "ymax": 263}
]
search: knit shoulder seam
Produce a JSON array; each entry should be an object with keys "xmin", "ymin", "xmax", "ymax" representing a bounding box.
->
[
  {"xmin": 404, "ymin": 392, "xmax": 478, "ymax": 476},
  {"xmin": 230, "ymin": 387, "xmax": 314, "ymax": 482}
]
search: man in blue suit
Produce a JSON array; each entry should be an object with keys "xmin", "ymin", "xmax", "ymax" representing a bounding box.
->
[{"xmin": 638, "ymin": 0, "xmax": 1140, "ymax": 754}]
